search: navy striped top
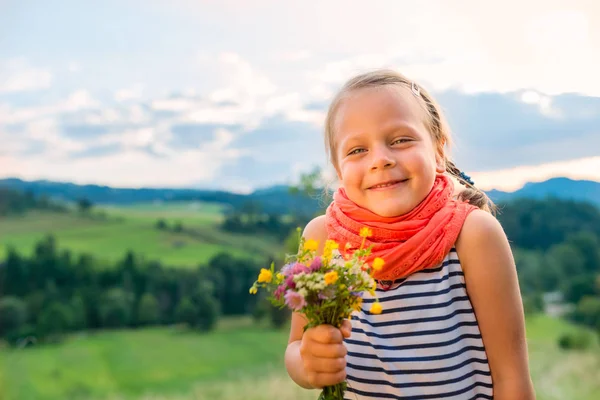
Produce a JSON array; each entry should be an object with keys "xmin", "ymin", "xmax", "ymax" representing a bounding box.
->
[{"xmin": 344, "ymin": 248, "xmax": 493, "ymax": 399}]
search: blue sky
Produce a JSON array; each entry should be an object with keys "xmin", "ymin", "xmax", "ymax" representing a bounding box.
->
[{"xmin": 1, "ymin": 0, "xmax": 599, "ymax": 192}]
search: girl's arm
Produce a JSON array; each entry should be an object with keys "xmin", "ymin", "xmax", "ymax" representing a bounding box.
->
[{"xmin": 456, "ymin": 210, "xmax": 536, "ymax": 400}]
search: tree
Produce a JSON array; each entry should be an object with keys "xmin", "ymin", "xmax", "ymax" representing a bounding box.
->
[
  {"xmin": 196, "ymin": 293, "xmax": 219, "ymax": 332},
  {"xmin": 192, "ymin": 282, "xmax": 219, "ymax": 332},
  {"xmin": 77, "ymin": 198, "xmax": 93, "ymax": 214},
  {"xmin": 155, "ymin": 219, "xmax": 168, "ymax": 230},
  {"xmin": 137, "ymin": 293, "xmax": 160, "ymax": 326},
  {"xmin": 175, "ymin": 297, "xmax": 198, "ymax": 327},
  {"xmin": 37, "ymin": 302, "xmax": 73, "ymax": 341},
  {"xmin": 99, "ymin": 288, "xmax": 134, "ymax": 328},
  {"xmin": 0, "ymin": 297, "xmax": 28, "ymax": 338},
  {"xmin": 570, "ymin": 296, "xmax": 600, "ymax": 331},
  {"xmin": 69, "ymin": 294, "xmax": 88, "ymax": 331}
]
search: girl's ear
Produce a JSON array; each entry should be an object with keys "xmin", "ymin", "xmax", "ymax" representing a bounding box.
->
[{"xmin": 435, "ymin": 153, "xmax": 446, "ymax": 174}]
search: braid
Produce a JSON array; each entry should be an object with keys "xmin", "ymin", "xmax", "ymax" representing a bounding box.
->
[{"xmin": 445, "ymin": 160, "xmax": 497, "ymax": 215}]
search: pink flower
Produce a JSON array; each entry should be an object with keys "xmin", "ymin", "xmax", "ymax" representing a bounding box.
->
[
  {"xmin": 273, "ymin": 285, "xmax": 285, "ymax": 300},
  {"xmin": 284, "ymin": 290, "xmax": 306, "ymax": 311},
  {"xmin": 285, "ymin": 276, "xmax": 296, "ymax": 289},
  {"xmin": 290, "ymin": 262, "xmax": 310, "ymax": 275},
  {"xmin": 309, "ymin": 256, "xmax": 322, "ymax": 272}
]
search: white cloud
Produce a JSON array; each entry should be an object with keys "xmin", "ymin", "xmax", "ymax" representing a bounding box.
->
[
  {"xmin": 520, "ymin": 90, "xmax": 562, "ymax": 118},
  {"xmin": 473, "ymin": 156, "xmax": 600, "ymax": 192},
  {"xmin": 0, "ymin": 58, "xmax": 53, "ymax": 93},
  {"xmin": 114, "ymin": 84, "xmax": 145, "ymax": 102}
]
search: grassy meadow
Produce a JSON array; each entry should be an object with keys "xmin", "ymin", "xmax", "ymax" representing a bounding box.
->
[
  {"xmin": 0, "ymin": 315, "xmax": 599, "ymax": 400},
  {"xmin": 1, "ymin": 202, "xmax": 600, "ymax": 400},
  {"xmin": 0, "ymin": 202, "xmax": 282, "ymax": 267}
]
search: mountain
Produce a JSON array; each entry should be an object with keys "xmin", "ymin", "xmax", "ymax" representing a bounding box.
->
[
  {"xmin": 487, "ymin": 177, "xmax": 600, "ymax": 206},
  {"xmin": 0, "ymin": 176, "xmax": 598, "ymax": 214},
  {"xmin": 0, "ymin": 178, "xmax": 323, "ymax": 216}
]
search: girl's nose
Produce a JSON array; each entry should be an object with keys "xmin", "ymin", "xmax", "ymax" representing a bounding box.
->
[{"xmin": 370, "ymin": 146, "xmax": 396, "ymax": 170}]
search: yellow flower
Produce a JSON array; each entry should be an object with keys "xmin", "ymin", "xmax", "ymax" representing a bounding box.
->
[
  {"xmin": 352, "ymin": 297, "xmax": 363, "ymax": 311},
  {"xmin": 370, "ymin": 302, "xmax": 383, "ymax": 314},
  {"xmin": 324, "ymin": 271, "xmax": 339, "ymax": 285},
  {"xmin": 360, "ymin": 227, "xmax": 373, "ymax": 238},
  {"xmin": 323, "ymin": 240, "xmax": 339, "ymax": 260},
  {"xmin": 303, "ymin": 239, "xmax": 319, "ymax": 252},
  {"xmin": 276, "ymin": 273, "xmax": 284, "ymax": 283},
  {"xmin": 372, "ymin": 257, "xmax": 385, "ymax": 271},
  {"xmin": 258, "ymin": 268, "xmax": 273, "ymax": 283},
  {"xmin": 249, "ymin": 287, "xmax": 257, "ymax": 295}
]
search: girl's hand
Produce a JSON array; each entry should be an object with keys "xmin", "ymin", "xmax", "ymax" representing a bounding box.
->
[{"xmin": 299, "ymin": 320, "xmax": 352, "ymax": 389}]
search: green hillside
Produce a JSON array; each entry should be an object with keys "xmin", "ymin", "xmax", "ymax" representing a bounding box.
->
[{"xmin": 0, "ymin": 202, "xmax": 281, "ymax": 267}]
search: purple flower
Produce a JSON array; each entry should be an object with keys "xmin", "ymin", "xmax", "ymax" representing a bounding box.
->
[
  {"xmin": 284, "ymin": 290, "xmax": 306, "ymax": 311},
  {"xmin": 281, "ymin": 263, "xmax": 294, "ymax": 276},
  {"xmin": 309, "ymin": 256, "xmax": 322, "ymax": 272}
]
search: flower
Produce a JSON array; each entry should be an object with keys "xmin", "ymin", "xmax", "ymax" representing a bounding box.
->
[
  {"xmin": 360, "ymin": 227, "xmax": 373, "ymax": 237},
  {"xmin": 352, "ymin": 297, "xmax": 363, "ymax": 311},
  {"xmin": 258, "ymin": 268, "xmax": 273, "ymax": 283},
  {"xmin": 284, "ymin": 290, "xmax": 306, "ymax": 311},
  {"xmin": 309, "ymin": 256, "xmax": 322, "ymax": 272},
  {"xmin": 273, "ymin": 285, "xmax": 286, "ymax": 300},
  {"xmin": 370, "ymin": 302, "xmax": 382, "ymax": 314},
  {"xmin": 290, "ymin": 262, "xmax": 310, "ymax": 275},
  {"xmin": 372, "ymin": 257, "xmax": 385, "ymax": 271},
  {"xmin": 324, "ymin": 271, "xmax": 339, "ymax": 285},
  {"xmin": 249, "ymin": 287, "xmax": 257, "ymax": 295},
  {"xmin": 303, "ymin": 239, "xmax": 319, "ymax": 252},
  {"xmin": 285, "ymin": 276, "xmax": 296, "ymax": 289},
  {"xmin": 276, "ymin": 272, "xmax": 284, "ymax": 283},
  {"xmin": 323, "ymin": 240, "xmax": 339, "ymax": 260}
]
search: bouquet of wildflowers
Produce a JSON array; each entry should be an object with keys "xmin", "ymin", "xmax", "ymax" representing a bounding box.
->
[{"xmin": 250, "ymin": 227, "xmax": 384, "ymax": 400}]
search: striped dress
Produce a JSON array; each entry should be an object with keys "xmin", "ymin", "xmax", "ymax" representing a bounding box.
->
[{"xmin": 344, "ymin": 248, "xmax": 494, "ymax": 399}]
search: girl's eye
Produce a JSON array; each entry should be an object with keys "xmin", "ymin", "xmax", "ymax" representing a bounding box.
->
[
  {"xmin": 348, "ymin": 148, "xmax": 366, "ymax": 156},
  {"xmin": 392, "ymin": 138, "xmax": 411, "ymax": 145}
]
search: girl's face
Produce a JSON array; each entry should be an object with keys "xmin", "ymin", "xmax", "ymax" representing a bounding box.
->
[{"xmin": 333, "ymin": 86, "xmax": 445, "ymax": 217}]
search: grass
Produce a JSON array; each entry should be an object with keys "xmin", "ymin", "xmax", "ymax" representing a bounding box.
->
[
  {"xmin": 525, "ymin": 315, "xmax": 600, "ymax": 400},
  {"xmin": 0, "ymin": 315, "xmax": 598, "ymax": 400},
  {"xmin": 0, "ymin": 203, "xmax": 281, "ymax": 267}
]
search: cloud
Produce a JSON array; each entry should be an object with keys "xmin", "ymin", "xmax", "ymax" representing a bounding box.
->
[
  {"xmin": 114, "ymin": 84, "xmax": 145, "ymax": 102},
  {"xmin": 168, "ymin": 123, "xmax": 241, "ymax": 149},
  {"xmin": 474, "ymin": 156, "xmax": 600, "ymax": 192},
  {"xmin": 0, "ymin": 59, "xmax": 53, "ymax": 93}
]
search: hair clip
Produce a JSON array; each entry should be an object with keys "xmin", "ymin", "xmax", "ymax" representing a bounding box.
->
[
  {"xmin": 411, "ymin": 81, "xmax": 420, "ymax": 97},
  {"xmin": 458, "ymin": 171, "xmax": 475, "ymax": 186}
]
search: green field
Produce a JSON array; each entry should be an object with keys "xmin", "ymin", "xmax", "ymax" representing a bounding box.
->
[
  {"xmin": 0, "ymin": 202, "xmax": 283, "ymax": 267},
  {"xmin": 0, "ymin": 315, "xmax": 598, "ymax": 400}
]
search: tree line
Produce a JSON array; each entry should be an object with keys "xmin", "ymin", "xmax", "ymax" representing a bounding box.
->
[
  {"xmin": 1, "ymin": 195, "xmax": 599, "ymax": 346},
  {"xmin": 0, "ymin": 235, "xmax": 276, "ymax": 346}
]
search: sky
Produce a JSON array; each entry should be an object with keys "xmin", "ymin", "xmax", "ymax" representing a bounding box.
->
[{"xmin": 1, "ymin": 0, "xmax": 599, "ymax": 193}]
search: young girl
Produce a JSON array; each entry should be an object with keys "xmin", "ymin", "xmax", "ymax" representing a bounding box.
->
[{"xmin": 285, "ymin": 70, "xmax": 535, "ymax": 399}]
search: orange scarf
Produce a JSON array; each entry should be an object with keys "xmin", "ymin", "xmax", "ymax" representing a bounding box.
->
[{"xmin": 325, "ymin": 174, "xmax": 477, "ymax": 282}]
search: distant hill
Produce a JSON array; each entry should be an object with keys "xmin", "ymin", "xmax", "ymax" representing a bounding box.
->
[
  {"xmin": 0, "ymin": 178, "xmax": 324, "ymax": 216},
  {"xmin": 0, "ymin": 176, "xmax": 598, "ymax": 214},
  {"xmin": 487, "ymin": 177, "xmax": 600, "ymax": 206}
]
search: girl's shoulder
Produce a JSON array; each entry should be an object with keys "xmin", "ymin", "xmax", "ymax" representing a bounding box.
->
[
  {"xmin": 455, "ymin": 209, "xmax": 511, "ymax": 272},
  {"xmin": 302, "ymin": 215, "xmax": 328, "ymax": 253}
]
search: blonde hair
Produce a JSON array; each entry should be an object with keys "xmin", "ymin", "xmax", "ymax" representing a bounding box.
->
[{"xmin": 324, "ymin": 69, "xmax": 496, "ymax": 214}]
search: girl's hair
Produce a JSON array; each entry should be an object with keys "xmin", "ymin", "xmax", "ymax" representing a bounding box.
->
[{"xmin": 324, "ymin": 69, "xmax": 496, "ymax": 214}]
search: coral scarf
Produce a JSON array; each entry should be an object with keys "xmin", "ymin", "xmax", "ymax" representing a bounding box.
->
[{"xmin": 325, "ymin": 174, "xmax": 477, "ymax": 282}]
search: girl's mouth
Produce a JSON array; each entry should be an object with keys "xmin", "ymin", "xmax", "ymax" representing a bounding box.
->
[{"xmin": 368, "ymin": 179, "xmax": 408, "ymax": 190}]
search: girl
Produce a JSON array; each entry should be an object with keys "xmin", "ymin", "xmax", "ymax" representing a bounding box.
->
[{"xmin": 285, "ymin": 70, "xmax": 535, "ymax": 399}]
